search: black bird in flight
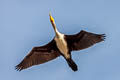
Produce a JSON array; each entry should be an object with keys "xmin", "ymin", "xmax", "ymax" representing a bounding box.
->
[{"xmin": 15, "ymin": 13, "xmax": 105, "ymax": 71}]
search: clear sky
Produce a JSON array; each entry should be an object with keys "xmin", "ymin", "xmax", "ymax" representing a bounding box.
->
[{"xmin": 0, "ymin": 0, "xmax": 120, "ymax": 80}]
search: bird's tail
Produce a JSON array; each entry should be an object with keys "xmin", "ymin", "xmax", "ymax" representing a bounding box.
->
[{"xmin": 66, "ymin": 58, "xmax": 78, "ymax": 71}]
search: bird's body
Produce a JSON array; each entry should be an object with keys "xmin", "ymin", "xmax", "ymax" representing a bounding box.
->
[
  {"xmin": 15, "ymin": 13, "xmax": 105, "ymax": 71},
  {"xmin": 54, "ymin": 33, "xmax": 69, "ymax": 59}
]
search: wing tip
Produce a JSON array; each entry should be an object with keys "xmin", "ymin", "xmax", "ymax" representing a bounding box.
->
[
  {"xmin": 101, "ymin": 34, "xmax": 106, "ymax": 40},
  {"xmin": 99, "ymin": 34, "xmax": 106, "ymax": 42},
  {"xmin": 15, "ymin": 65, "xmax": 23, "ymax": 71}
]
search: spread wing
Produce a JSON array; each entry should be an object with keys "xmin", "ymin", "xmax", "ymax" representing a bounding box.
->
[
  {"xmin": 65, "ymin": 30, "xmax": 105, "ymax": 51},
  {"xmin": 15, "ymin": 39, "xmax": 60, "ymax": 71}
]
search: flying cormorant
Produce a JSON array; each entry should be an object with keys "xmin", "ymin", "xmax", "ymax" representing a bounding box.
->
[{"xmin": 15, "ymin": 13, "xmax": 105, "ymax": 71}]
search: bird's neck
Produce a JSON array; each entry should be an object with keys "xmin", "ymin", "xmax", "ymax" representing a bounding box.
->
[
  {"xmin": 54, "ymin": 27, "xmax": 61, "ymax": 38},
  {"xmin": 52, "ymin": 23, "xmax": 61, "ymax": 38}
]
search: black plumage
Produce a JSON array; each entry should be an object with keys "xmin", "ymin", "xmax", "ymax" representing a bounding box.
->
[
  {"xmin": 15, "ymin": 13, "xmax": 105, "ymax": 71},
  {"xmin": 15, "ymin": 30, "xmax": 105, "ymax": 71},
  {"xmin": 66, "ymin": 30, "xmax": 105, "ymax": 51},
  {"xmin": 15, "ymin": 40, "xmax": 60, "ymax": 71}
]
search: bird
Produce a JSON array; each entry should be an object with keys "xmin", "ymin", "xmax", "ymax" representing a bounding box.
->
[{"xmin": 15, "ymin": 13, "xmax": 105, "ymax": 72}]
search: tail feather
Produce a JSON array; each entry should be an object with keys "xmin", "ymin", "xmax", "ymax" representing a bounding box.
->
[{"xmin": 66, "ymin": 58, "xmax": 78, "ymax": 71}]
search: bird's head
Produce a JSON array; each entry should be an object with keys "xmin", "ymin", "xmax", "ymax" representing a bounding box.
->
[
  {"xmin": 49, "ymin": 12, "xmax": 57, "ymax": 31},
  {"xmin": 49, "ymin": 12, "xmax": 55, "ymax": 24},
  {"xmin": 49, "ymin": 12, "xmax": 59, "ymax": 35}
]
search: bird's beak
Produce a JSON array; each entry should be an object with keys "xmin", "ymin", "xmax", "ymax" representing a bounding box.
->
[
  {"xmin": 49, "ymin": 12, "xmax": 55, "ymax": 24},
  {"xmin": 49, "ymin": 12, "xmax": 57, "ymax": 32}
]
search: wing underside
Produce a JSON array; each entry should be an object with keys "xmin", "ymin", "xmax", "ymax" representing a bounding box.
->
[
  {"xmin": 15, "ymin": 40, "xmax": 60, "ymax": 71},
  {"xmin": 65, "ymin": 30, "xmax": 105, "ymax": 51}
]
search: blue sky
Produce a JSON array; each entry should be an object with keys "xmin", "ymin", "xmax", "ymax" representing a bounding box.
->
[{"xmin": 0, "ymin": 0, "xmax": 120, "ymax": 80}]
